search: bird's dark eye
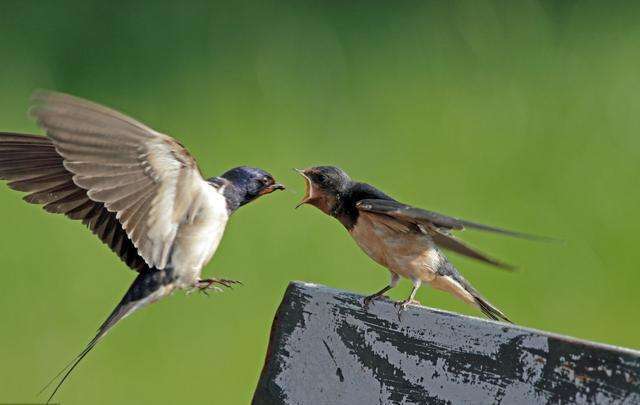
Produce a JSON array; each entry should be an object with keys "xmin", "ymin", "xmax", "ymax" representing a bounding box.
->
[{"xmin": 316, "ymin": 173, "xmax": 326, "ymax": 183}]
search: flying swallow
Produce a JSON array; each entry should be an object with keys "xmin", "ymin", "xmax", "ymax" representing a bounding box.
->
[
  {"xmin": 0, "ymin": 91, "xmax": 284, "ymax": 402},
  {"xmin": 295, "ymin": 166, "xmax": 549, "ymax": 323}
]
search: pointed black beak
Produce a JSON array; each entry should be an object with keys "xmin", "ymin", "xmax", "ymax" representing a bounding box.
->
[{"xmin": 259, "ymin": 182, "xmax": 285, "ymax": 195}]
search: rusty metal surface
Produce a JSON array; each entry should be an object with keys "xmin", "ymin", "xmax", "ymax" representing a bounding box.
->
[{"xmin": 253, "ymin": 282, "xmax": 640, "ymax": 405}]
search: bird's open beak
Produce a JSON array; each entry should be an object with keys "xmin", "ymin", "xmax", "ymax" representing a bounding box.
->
[
  {"xmin": 294, "ymin": 168, "xmax": 313, "ymax": 209},
  {"xmin": 259, "ymin": 182, "xmax": 286, "ymax": 195}
]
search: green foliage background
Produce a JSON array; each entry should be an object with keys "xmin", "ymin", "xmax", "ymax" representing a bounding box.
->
[{"xmin": 1, "ymin": 1, "xmax": 638, "ymax": 403}]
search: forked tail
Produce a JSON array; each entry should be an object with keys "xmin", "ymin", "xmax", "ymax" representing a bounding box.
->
[
  {"xmin": 40, "ymin": 268, "xmax": 175, "ymax": 403},
  {"xmin": 473, "ymin": 295, "xmax": 513, "ymax": 324},
  {"xmin": 437, "ymin": 258, "xmax": 513, "ymax": 324}
]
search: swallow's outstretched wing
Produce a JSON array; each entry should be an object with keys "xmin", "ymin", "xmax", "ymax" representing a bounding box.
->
[
  {"xmin": 355, "ymin": 198, "xmax": 549, "ymax": 239},
  {"xmin": 355, "ymin": 198, "xmax": 465, "ymax": 230},
  {"xmin": 1, "ymin": 90, "xmax": 208, "ymax": 271},
  {"xmin": 428, "ymin": 227, "xmax": 515, "ymax": 270},
  {"xmin": 354, "ymin": 198, "xmax": 545, "ymax": 270},
  {"xmin": 28, "ymin": 90, "xmax": 211, "ymax": 270}
]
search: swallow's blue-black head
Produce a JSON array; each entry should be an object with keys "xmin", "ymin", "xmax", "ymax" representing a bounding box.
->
[
  {"xmin": 218, "ymin": 166, "xmax": 284, "ymax": 210},
  {"xmin": 295, "ymin": 166, "xmax": 351, "ymax": 214}
]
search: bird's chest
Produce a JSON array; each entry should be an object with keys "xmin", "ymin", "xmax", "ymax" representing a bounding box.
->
[
  {"xmin": 171, "ymin": 186, "xmax": 229, "ymax": 287},
  {"xmin": 349, "ymin": 213, "xmax": 439, "ymax": 279}
]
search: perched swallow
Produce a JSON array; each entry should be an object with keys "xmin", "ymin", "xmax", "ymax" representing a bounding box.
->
[
  {"xmin": 0, "ymin": 91, "xmax": 284, "ymax": 402},
  {"xmin": 296, "ymin": 166, "xmax": 546, "ymax": 323}
]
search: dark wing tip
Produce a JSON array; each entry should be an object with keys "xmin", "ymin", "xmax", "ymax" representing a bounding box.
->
[
  {"xmin": 459, "ymin": 219, "xmax": 562, "ymax": 244},
  {"xmin": 28, "ymin": 90, "xmax": 54, "ymax": 121},
  {"xmin": 430, "ymin": 229, "xmax": 518, "ymax": 272},
  {"xmin": 499, "ymin": 262, "xmax": 518, "ymax": 272},
  {"xmin": 480, "ymin": 255, "xmax": 518, "ymax": 272},
  {"xmin": 30, "ymin": 88, "xmax": 50, "ymax": 102},
  {"xmin": 31, "ymin": 89, "xmax": 77, "ymax": 104},
  {"xmin": 29, "ymin": 89, "xmax": 61, "ymax": 111}
]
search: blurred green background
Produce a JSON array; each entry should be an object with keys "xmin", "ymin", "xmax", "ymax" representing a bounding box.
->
[{"xmin": 1, "ymin": 0, "xmax": 639, "ymax": 403}]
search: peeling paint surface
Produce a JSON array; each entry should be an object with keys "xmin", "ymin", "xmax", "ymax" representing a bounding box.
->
[{"xmin": 253, "ymin": 282, "xmax": 640, "ymax": 405}]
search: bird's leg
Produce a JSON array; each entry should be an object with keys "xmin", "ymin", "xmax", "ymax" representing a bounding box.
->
[
  {"xmin": 396, "ymin": 280, "xmax": 422, "ymax": 321},
  {"xmin": 197, "ymin": 278, "xmax": 242, "ymax": 295},
  {"xmin": 363, "ymin": 286, "xmax": 391, "ymax": 309},
  {"xmin": 363, "ymin": 273, "xmax": 399, "ymax": 310}
]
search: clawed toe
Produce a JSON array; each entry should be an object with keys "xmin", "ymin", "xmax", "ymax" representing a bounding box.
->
[
  {"xmin": 362, "ymin": 294, "xmax": 390, "ymax": 310},
  {"xmin": 197, "ymin": 278, "xmax": 242, "ymax": 295},
  {"xmin": 395, "ymin": 299, "xmax": 421, "ymax": 310},
  {"xmin": 395, "ymin": 299, "xmax": 421, "ymax": 320},
  {"xmin": 213, "ymin": 278, "xmax": 243, "ymax": 288}
]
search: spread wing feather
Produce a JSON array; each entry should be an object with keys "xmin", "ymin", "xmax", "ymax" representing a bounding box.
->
[
  {"xmin": 356, "ymin": 199, "xmax": 464, "ymax": 230},
  {"xmin": 30, "ymin": 90, "xmax": 207, "ymax": 270},
  {"xmin": 356, "ymin": 198, "xmax": 547, "ymax": 239},
  {"xmin": 355, "ymin": 198, "xmax": 527, "ymax": 270},
  {"xmin": 428, "ymin": 227, "xmax": 516, "ymax": 270},
  {"xmin": 0, "ymin": 133, "xmax": 148, "ymax": 272}
]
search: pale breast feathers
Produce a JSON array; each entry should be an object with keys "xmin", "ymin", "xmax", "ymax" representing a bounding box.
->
[{"xmin": 351, "ymin": 207, "xmax": 440, "ymax": 280}]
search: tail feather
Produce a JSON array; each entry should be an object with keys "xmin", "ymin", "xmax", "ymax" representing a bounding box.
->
[
  {"xmin": 40, "ymin": 269, "xmax": 175, "ymax": 403},
  {"xmin": 40, "ymin": 331, "xmax": 103, "ymax": 403},
  {"xmin": 474, "ymin": 295, "xmax": 513, "ymax": 324},
  {"xmin": 460, "ymin": 276, "xmax": 513, "ymax": 324},
  {"xmin": 436, "ymin": 258, "xmax": 513, "ymax": 324},
  {"xmin": 41, "ymin": 300, "xmax": 139, "ymax": 403}
]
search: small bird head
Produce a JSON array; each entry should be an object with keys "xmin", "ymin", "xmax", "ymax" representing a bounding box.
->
[
  {"xmin": 295, "ymin": 166, "xmax": 351, "ymax": 215},
  {"xmin": 220, "ymin": 166, "xmax": 285, "ymax": 208}
]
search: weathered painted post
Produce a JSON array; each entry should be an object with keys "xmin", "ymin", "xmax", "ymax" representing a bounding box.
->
[{"xmin": 253, "ymin": 282, "xmax": 640, "ymax": 404}]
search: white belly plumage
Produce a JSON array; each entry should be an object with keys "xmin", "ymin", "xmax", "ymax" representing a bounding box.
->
[
  {"xmin": 349, "ymin": 212, "xmax": 441, "ymax": 283},
  {"xmin": 168, "ymin": 183, "xmax": 230, "ymax": 289}
]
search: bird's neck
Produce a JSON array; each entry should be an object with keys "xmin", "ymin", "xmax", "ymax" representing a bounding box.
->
[
  {"xmin": 330, "ymin": 191, "xmax": 359, "ymax": 230},
  {"xmin": 332, "ymin": 182, "xmax": 391, "ymax": 230},
  {"xmin": 208, "ymin": 177, "xmax": 247, "ymax": 213}
]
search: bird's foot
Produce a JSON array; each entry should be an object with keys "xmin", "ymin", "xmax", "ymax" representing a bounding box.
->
[
  {"xmin": 197, "ymin": 278, "xmax": 242, "ymax": 296},
  {"xmin": 395, "ymin": 299, "xmax": 421, "ymax": 321},
  {"xmin": 362, "ymin": 294, "xmax": 390, "ymax": 311}
]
